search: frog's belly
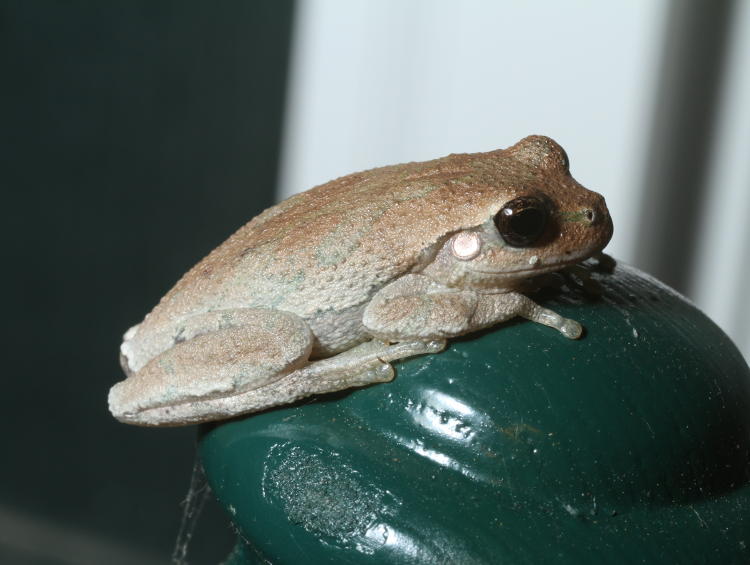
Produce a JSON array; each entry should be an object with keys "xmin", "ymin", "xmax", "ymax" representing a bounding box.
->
[{"xmin": 307, "ymin": 303, "xmax": 370, "ymax": 359}]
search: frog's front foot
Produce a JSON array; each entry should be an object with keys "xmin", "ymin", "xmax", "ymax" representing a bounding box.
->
[
  {"xmin": 489, "ymin": 292, "xmax": 584, "ymax": 340},
  {"xmin": 559, "ymin": 319, "xmax": 583, "ymax": 340}
]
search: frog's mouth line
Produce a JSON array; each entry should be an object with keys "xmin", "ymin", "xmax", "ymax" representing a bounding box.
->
[{"xmin": 469, "ymin": 249, "xmax": 596, "ymax": 277}]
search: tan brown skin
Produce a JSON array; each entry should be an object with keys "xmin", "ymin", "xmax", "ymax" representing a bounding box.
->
[
  {"xmin": 137, "ymin": 136, "xmax": 608, "ymax": 332},
  {"xmin": 111, "ymin": 135, "xmax": 613, "ymax": 426}
]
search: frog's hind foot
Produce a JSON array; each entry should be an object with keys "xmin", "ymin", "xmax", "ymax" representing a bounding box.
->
[
  {"xmin": 301, "ymin": 338, "xmax": 447, "ymax": 388},
  {"xmin": 233, "ymin": 338, "xmax": 447, "ymax": 413}
]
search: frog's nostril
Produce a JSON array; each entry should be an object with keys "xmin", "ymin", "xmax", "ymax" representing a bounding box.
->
[{"xmin": 581, "ymin": 205, "xmax": 607, "ymax": 227}]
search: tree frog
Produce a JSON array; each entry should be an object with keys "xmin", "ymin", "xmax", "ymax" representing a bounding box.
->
[{"xmin": 109, "ymin": 135, "xmax": 613, "ymax": 426}]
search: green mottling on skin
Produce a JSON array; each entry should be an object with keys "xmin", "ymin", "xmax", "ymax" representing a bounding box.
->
[
  {"xmin": 218, "ymin": 311, "xmax": 235, "ymax": 330},
  {"xmin": 157, "ymin": 357, "xmax": 176, "ymax": 375},
  {"xmin": 393, "ymin": 183, "xmax": 441, "ymax": 202},
  {"xmin": 167, "ymin": 287, "xmax": 185, "ymax": 305},
  {"xmin": 315, "ymin": 221, "xmax": 368, "ymax": 267},
  {"xmin": 453, "ymin": 173, "xmax": 477, "ymax": 185},
  {"xmin": 315, "ymin": 184, "xmax": 442, "ymax": 267},
  {"xmin": 258, "ymin": 312, "xmax": 287, "ymax": 332},
  {"xmin": 231, "ymin": 366, "xmax": 252, "ymax": 387},
  {"xmin": 251, "ymin": 204, "xmax": 339, "ymax": 247},
  {"xmin": 314, "ymin": 205, "xmax": 385, "ymax": 267},
  {"xmin": 558, "ymin": 210, "xmax": 590, "ymax": 223},
  {"xmin": 163, "ymin": 385, "xmax": 180, "ymax": 402},
  {"xmin": 265, "ymin": 271, "xmax": 306, "ymax": 309}
]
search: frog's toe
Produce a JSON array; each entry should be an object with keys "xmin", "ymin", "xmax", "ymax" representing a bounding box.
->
[
  {"xmin": 353, "ymin": 361, "xmax": 395, "ymax": 385},
  {"xmin": 560, "ymin": 319, "xmax": 583, "ymax": 340},
  {"xmin": 425, "ymin": 339, "xmax": 448, "ymax": 353},
  {"xmin": 312, "ymin": 361, "xmax": 396, "ymax": 391}
]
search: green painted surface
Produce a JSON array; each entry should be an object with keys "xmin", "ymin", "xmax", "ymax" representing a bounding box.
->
[{"xmin": 200, "ymin": 264, "xmax": 750, "ymax": 564}]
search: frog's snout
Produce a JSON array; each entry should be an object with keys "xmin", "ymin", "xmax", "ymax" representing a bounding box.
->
[
  {"xmin": 582, "ymin": 195, "xmax": 614, "ymax": 247},
  {"xmin": 561, "ymin": 193, "xmax": 613, "ymax": 254}
]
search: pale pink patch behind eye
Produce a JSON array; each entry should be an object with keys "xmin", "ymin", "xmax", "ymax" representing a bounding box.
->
[{"xmin": 451, "ymin": 232, "xmax": 481, "ymax": 260}]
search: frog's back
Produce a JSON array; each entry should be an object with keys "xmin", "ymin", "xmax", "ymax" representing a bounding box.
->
[{"xmin": 139, "ymin": 139, "xmax": 554, "ymax": 330}]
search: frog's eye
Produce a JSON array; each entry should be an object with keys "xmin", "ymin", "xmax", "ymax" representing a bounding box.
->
[{"xmin": 495, "ymin": 196, "xmax": 549, "ymax": 247}]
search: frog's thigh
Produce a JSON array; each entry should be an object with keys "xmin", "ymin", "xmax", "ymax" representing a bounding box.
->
[
  {"xmin": 139, "ymin": 339, "xmax": 447, "ymax": 424},
  {"xmin": 216, "ymin": 339, "xmax": 448, "ymax": 412},
  {"xmin": 132, "ymin": 308, "xmax": 313, "ymax": 405}
]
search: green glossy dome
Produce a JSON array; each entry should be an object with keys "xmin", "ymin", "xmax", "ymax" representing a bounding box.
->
[{"xmin": 199, "ymin": 264, "xmax": 750, "ymax": 564}]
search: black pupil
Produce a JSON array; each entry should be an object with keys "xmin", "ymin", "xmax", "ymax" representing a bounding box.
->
[
  {"xmin": 495, "ymin": 197, "xmax": 548, "ymax": 247},
  {"xmin": 509, "ymin": 208, "xmax": 544, "ymax": 237}
]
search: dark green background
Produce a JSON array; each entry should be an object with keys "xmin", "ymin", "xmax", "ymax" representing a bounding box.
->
[{"xmin": 1, "ymin": 1, "xmax": 294, "ymax": 562}]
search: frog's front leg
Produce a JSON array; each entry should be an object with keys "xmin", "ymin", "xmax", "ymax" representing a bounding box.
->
[
  {"xmin": 363, "ymin": 274, "xmax": 582, "ymax": 341},
  {"xmin": 472, "ymin": 291, "xmax": 583, "ymax": 339}
]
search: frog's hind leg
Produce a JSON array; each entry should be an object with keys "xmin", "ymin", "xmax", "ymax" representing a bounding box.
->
[
  {"xmin": 109, "ymin": 308, "xmax": 315, "ymax": 426},
  {"xmin": 299, "ymin": 338, "xmax": 447, "ymax": 389},
  {"xmin": 122, "ymin": 338, "xmax": 446, "ymax": 426},
  {"xmin": 212, "ymin": 338, "xmax": 447, "ymax": 416}
]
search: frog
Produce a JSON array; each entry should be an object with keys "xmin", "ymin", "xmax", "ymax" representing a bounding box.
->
[{"xmin": 109, "ymin": 135, "xmax": 613, "ymax": 426}]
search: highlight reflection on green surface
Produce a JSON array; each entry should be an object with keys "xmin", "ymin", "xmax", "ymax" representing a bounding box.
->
[{"xmin": 201, "ymin": 264, "xmax": 750, "ymax": 564}]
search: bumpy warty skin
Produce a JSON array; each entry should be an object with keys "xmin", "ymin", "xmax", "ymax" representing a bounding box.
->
[
  {"xmin": 112, "ymin": 135, "xmax": 613, "ymax": 426},
  {"xmin": 122, "ymin": 136, "xmax": 610, "ymax": 369}
]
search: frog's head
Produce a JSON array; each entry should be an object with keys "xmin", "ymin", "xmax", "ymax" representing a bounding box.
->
[{"xmin": 420, "ymin": 135, "xmax": 613, "ymax": 290}]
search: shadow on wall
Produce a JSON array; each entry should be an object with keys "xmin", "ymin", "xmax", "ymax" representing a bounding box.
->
[{"xmin": 635, "ymin": 0, "xmax": 736, "ymax": 293}]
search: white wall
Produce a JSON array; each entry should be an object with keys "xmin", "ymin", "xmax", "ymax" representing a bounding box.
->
[
  {"xmin": 278, "ymin": 0, "xmax": 749, "ymax": 360},
  {"xmin": 279, "ymin": 0, "xmax": 667, "ymax": 263}
]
